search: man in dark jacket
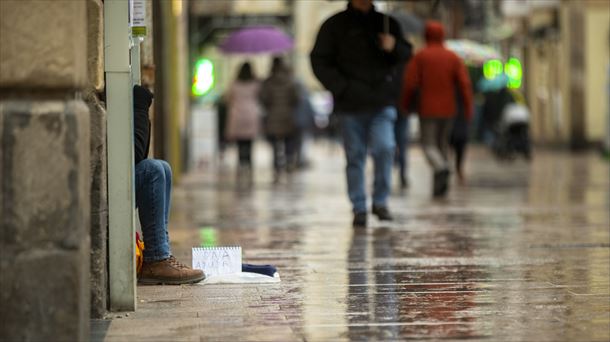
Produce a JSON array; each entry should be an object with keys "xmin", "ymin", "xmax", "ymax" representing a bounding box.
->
[
  {"xmin": 132, "ymin": 85, "xmax": 205, "ymax": 285},
  {"xmin": 310, "ymin": 0, "xmax": 411, "ymax": 227}
]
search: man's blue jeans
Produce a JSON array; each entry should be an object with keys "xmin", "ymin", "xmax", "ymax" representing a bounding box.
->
[
  {"xmin": 341, "ymin": 106, "xmax": 397, "ymax": 213},
  {"xmin": 135, "ymin": 159, "xmax": 172, "ymax": 262}
]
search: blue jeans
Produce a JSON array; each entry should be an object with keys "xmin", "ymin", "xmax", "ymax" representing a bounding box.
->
[
  {"xmin": 341, "ymin": 106, "xmax": 397, "ymax": 213},
  {"xmin": 135, "ymin": 159, "xmax": 172, "ymax": 262}
]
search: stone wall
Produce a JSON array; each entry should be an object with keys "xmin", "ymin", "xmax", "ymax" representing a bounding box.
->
[
  {"xmin": 87, "ymin": 89, "xmax": 108, "ymax": 319},
  {"xmin": 86, "ymin": 0, "xmax": 109, "ymax": 319},
  {"xmin": 0, "ymin": 1, "xmax": 91, "ymax": 340}
]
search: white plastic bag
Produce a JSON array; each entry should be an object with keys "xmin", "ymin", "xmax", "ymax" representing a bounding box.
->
[{"xmin": 199, "ymin": 272, "xmax": 280, "ymax": 285}]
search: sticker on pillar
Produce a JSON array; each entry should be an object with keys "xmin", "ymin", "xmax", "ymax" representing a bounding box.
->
[{"xmin": 130, "ymin": 0, "xmax": 147, "ymax": 37}]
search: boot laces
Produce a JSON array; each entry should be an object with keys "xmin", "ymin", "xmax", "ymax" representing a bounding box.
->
[{"xmin": 168, "ymin": 256, "xmax": 189, "ymax": 269}]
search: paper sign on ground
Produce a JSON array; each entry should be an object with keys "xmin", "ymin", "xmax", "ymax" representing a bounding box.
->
[{"xmin": 192, "ymin": 246, "xmax": 241, "ymax": 277}]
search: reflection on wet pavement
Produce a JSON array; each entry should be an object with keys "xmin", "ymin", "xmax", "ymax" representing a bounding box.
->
[{"xmin": 93, "ymin": 144, "xmax": 609, "ymax": 341}]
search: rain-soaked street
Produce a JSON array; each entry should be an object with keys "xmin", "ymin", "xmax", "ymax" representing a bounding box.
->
[{"xmin": 93, "ymin": 143, "xmax": 610, "ymax": 342}]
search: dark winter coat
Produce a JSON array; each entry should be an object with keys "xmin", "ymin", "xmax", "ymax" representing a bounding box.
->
[
  {"xmin": 260, "ymin": 69, "xmax": 299, "ymax": 137},
  {"xmin": 310, "ymin": 3, "xmax": 412, "ymax": 114},
  {"xmin": 133, "ymin": 85, "xmax": 154, "ymax": 165}
]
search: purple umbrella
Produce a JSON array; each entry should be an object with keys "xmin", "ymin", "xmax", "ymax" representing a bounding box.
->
[{"xmin": 219, "ymin": 26, "xmax": 294, "ymax": 54}]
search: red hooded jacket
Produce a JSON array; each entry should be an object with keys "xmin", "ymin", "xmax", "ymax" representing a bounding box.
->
[{"xmin": 401, "ymin": 21, "xmax": 473, "ymax": 120}]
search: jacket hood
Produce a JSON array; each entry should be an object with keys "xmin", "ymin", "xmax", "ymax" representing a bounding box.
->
[{"xmin": 424, "ymin": 21, "xmax": 445, "ymax": 44}]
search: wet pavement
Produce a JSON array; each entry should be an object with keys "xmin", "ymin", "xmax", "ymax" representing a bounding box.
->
[{"xmin": 92, "ymin": 142, "xmax": 610, "ymax": 341}]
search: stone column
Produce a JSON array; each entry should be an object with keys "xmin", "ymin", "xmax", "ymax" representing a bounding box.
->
[
  {"xmin": 0, "ymin": 1, "xmax": 91, "ymax": 341},
  {"xmin": 86, "ymin": 0, "xmax": 109, "ymax": 319}
]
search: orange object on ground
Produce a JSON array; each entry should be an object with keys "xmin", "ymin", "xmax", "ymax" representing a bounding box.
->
[{"xmin": 136, "ymin": 232, "xmax": 145, "ymax": 274}]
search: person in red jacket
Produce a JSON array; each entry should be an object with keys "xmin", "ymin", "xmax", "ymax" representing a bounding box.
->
[{"xmin": 401, "ymin": 21, "xmax": 473, "ymax": 197}]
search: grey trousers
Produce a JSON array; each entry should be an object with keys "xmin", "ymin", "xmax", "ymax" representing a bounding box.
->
[{"xmin": 420, "ymin": 118, "xmax": 452, "ymax": 172}]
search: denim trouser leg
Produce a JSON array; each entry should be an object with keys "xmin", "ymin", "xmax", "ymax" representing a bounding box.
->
[
  {"xmin": 370, "ymin": 107, "xmax": 397, "ymax": 207},
  {"xmin": 342, "ymin": 115, "xmax": 368, "ymax": 213},
  {"xmin": 342, "ymin": 107, "xmax": 396, "ymax": 213},
  {"xmin": 135, "ymin": 159, "xmax": 172, "ymax": 262},
  {"xmin": 160, "ymin": 160, "xmax": 172, "ymax": 245}
]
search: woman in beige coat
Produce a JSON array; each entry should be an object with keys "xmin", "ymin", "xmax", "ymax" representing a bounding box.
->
[{"xmin": 225, "ymin": 62, "xmax": 261, "ymax": 169}]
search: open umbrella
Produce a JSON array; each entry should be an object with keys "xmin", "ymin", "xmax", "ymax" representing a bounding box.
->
[
  {"xmin": 390, "ymin": 11, "xmax": 424, "ymax": 35},
  {"xmin": 219, "ymin": 26, "xmax": 294, "ymax": 55},
  {"xmin": 445, "ymin": 39, "xmax": 501, "ymax": 66}
]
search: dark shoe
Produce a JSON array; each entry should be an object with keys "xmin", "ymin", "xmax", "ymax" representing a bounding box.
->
[
  {"xmin": 372, "ymin": 206, "xmax": 393, "ymax": 221},
  {"xmin": 139, "ymin": 256, "xmax": 205, "ymax": 285},
  {"xmin": 433, "ymin": 169, "xmax": 450, "ymax": 197},
  {"xmin": 353, "ymin": 212, "xmax": 367, "ymax": 228},
  {"xmin": 400, "ymin": 174, "xmax": 409, "ymax": 189}
]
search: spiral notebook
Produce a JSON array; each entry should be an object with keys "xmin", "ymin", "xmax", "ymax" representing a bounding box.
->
[{"xmin": 192, "ymin": 246, "xmax": 242, "ymax": 277}]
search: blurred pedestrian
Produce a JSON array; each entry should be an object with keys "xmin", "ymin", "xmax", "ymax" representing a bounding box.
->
[
  {"xmin": 215, "ymin": 94, "xmax": 228, "ymax": 160},
  {"xmin": 293, "ymin": 78, "xmax": 316, "ymax": 169},
  {"xmin": 450, "ymin": 91, "xmax": 469, "ymax": 185},
  {"xmin": 225, "ymin": 62, "xmax": 261, "ymax": 174},
  {"xmin": 260, "ymin": 56, "xmax": 300, "ymax": 182},
  {"xmin": 311, "ymin": 0, "xmax": 412, "ymax": 227},
  {"xmin": 395, "ymin": 46, "xmax": 414, "ymax": 190},
  {"xmin": 481, "ymin": 85, "xmax": 513, "ymax": 146},
  {"xmin": 401, "ymin": 21, "xmax": 473, "ymax": 198},
  {"xmin": 133, "ymin": 85, "xmax": 205, "ymax": 285},
  {"xmin": 394, "ymin": 114, "xmax": 410, "ymax": 189}
]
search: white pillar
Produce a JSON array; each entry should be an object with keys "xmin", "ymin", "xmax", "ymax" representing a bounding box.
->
[{"xmin": 104, "ymin": 0, "xmax": 136, "ymax": 312}]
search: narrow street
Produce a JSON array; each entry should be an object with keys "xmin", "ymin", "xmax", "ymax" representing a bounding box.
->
[{"xmin": 93, "ymin": 143, "xmax": 610, "ymax": 341}]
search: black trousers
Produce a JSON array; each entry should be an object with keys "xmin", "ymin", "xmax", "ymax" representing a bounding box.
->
[
  {"xmin": 236, "ymin": 139, "xmax": 252, "ymax": 166},
  {"xmin": 268, "ymin": 136, "xmax": 297, "ymax": 171}
]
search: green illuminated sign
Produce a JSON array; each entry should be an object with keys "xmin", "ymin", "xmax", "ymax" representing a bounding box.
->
[
  {"xmin": 199, "ymin": 227, "xmax": 217, "ymax": 247},
  {"xmin": 504, "ymin": 57, "xmax": 522, "ymax": 89},
  {"xmin": 483, "ymin": 59, "xmax": 503, "ymax": 80},
  {"xmin": 192, "ymin": 58, "xmax": 214, "ymax": 97}
]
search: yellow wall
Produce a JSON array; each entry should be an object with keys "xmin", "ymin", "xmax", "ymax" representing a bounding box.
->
[
  {"xmin": 525, "ymin": 27, "xmax": 567, "ymax": 144},
  {"xmin": 526, "ymin": 1, "xmax": 609, "ymax": 145},
  {"xmin": 294, "ymin": 0, "xmax": 346, "ymax": 90},
  {"xmin": 159, "ymin": 0, "xmax": 189, "ymax": 182},
  {"xmin": 233, "ymin": 0, "xmax": 288, "ymax": 14},
  {"xmin": 585, "ymin": 4, "xmax": 610, "ymax": 141}
]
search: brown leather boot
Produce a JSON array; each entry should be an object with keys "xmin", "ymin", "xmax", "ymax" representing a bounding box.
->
[{"xmin": 138, "ymin": 256, "xmax": 205, "ymax": 285}]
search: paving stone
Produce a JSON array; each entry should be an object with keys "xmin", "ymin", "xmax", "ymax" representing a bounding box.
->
[{"xmin": 92, "ymin": 146, "xmax": 609, "ymax": 341}]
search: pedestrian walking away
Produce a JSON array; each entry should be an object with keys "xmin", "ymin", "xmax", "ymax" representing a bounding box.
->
[
  {"xmin": 450, "ymin": 90, "xmax": 469, "ymax": 185},
  {"xmin": 132, "ymin": 85, "xmax": 205, "ymax": 285},
  {"xmin": 225, "ymin": 62, "xmax": 261, "ymax": 180},
  {"xmin": 394, "ymin": 113, "xmax": 410, "ymax": 189},
  {"xmin": 260, "ymin": 56, "xmax": 300, "ymax": 182},
  {"xmin": 310, "ymin": 0, "xmax": 412, "ymax": 227},
  {"xmin": 401, "ymin": 21, "xmax": 473, "ymax": 198}
]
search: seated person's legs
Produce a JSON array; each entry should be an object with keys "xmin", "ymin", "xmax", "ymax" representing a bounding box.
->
[
  {"xmin": 135, "ymin": 158, "xmax": 204, "ymax": 284},
  {"xmin": 135, "ymin": 159, "xmax": 171, "ymax": 262}
]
